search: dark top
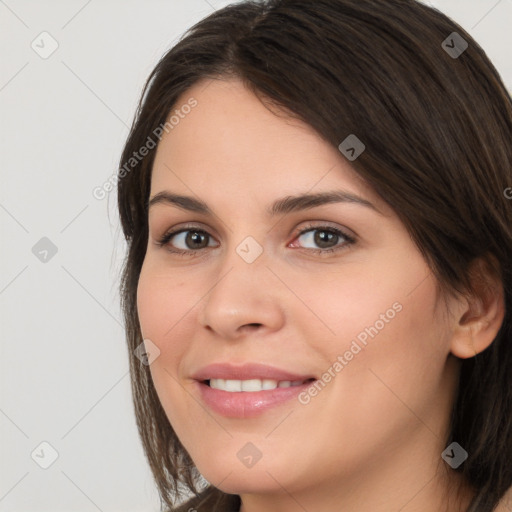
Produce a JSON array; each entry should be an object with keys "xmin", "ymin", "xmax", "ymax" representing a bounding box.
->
[
  {"xmin": 174, "ymin": 488, "xmax": 240, "ymax": 512},
  {"xmin": 176, "ymin": 487, "xmax": 486, "ymax": 512},
  {"xmin": 466, "ymin": 490, "xmax": 485, "ymax": 512}
]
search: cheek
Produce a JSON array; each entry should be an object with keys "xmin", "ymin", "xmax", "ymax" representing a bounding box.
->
[
  {"xmin": 296, "ymin": 279, "xmax": 450, "ymax": 475},
  {"xmin": 327, "ymin": 275, "xmax": 449, "ymax": 432},
  {"xmin": 301, "ymin": 260, "xmax": 417, "ymax": 355},
  {"xmin": 136, "ymin": 263, "xmax": 191, "ymax": 363},
  {"xmin": 312, "ymin": 256, "xmax": 449, "ymax": 421},
  {"xmin": 136, "ymin": 264, "xmax": 194, "ymax": 425}
]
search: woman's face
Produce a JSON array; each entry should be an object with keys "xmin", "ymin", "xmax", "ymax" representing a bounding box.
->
[{"xmin": 137, "ymin": 78, "xmax": 463, "ymax": 506}]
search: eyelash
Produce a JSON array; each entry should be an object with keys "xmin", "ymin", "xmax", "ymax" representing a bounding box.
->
[{"xmin": 155, "ymin": 223, "xmax": 356, "ymax": 258}]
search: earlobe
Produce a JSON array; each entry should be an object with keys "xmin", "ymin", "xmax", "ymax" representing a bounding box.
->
[{"xmin": 449, "ymin": 255, "xmax": 505, "ymax": 360}]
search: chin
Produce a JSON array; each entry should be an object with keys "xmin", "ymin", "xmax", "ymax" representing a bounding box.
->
[{"xmin": 194, "ymin": 452, "xmax": 294, "ymax": 495}]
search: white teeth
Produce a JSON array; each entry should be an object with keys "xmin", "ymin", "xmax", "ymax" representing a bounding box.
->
[
  {"xmin": 209, "ymin": 378, "xmax": 307, "ymax": 392},
  {"xmin": 241, "ymin": 379, "xmax": 264, "ymax": 392},
  {"xmin": 262, "ymin": 379, "xmax": 277, "ymax": 390},
  {"xmin": 224, "ymin": 379, "xmax": 242, "ymax": 392}
]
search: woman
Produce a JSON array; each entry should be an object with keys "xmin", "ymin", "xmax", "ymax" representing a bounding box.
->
[{"xmin": 116, "ymin": 0, "xmax": 512, "ymax": 510}]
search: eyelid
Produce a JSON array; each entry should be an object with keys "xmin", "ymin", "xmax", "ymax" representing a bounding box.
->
[
  {"xmin": 154, "ymin": 221, "xmax": 218, "ymax": 241},
  {"xmin": 155, "ymin": 220, "xmax": 357, "ymax": 256},
  {"xmin": 292, "ymin": 220, "xmax": 357, "ymax": 240},
  {"xmin": 154, "ymin": 218, "xmax": 355, "ymax": 239}
]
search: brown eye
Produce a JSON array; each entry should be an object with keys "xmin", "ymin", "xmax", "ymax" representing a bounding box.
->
[
  {"xmin": 160, "ymin": 229, "xmax": 213, "ymax": 249},
  {"xmin": 182, "ymin": 230, "xmax": 210, "ymax": 249},
  {"xmin": 293, "ymin": 225, "xmax": 355, "ymax": 254},
  {"xmin": 157, "ymin": 226, "xmax": 219, "ymax": 256}
]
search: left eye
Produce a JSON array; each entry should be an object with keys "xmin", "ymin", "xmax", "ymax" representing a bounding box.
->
[{"xmin": 292, "ymin": 226, "xmax": 355, "ymax": 253}]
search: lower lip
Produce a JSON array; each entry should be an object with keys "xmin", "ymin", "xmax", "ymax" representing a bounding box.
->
[{"xmin": 196, "ymin": 380, "xmax": 316, "ymax": 418}]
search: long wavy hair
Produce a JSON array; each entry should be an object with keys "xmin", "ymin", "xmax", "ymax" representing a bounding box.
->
[{"xmin": 116, "ymin": 1, "xmax": 512, "ymax": 510}]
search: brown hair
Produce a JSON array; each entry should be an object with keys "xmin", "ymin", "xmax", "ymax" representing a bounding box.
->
[{"xmin": 116, "ymin": 1, "xmax": 512, "ymax": 510}]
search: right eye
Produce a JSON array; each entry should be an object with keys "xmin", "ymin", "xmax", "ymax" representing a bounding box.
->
[{"xmin": 156, "ymin": 226, "xmax": 219, "ymax": 256}]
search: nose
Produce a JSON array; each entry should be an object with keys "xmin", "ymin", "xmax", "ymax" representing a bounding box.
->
[{"xmin": 197, "ymin": 245, "xmax": 286, "ymax": 341}]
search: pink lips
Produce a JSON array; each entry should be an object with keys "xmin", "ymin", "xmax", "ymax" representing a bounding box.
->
[
  {"xmin": 192, "ymin": 362, "xmax": 315, "ymax": 382},
  {"xmin": 192, "ymin": 362, "xmax": 317, "ymax": 418}
]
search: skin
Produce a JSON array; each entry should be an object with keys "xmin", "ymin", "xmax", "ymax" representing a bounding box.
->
[{"xmin": 136, "ymin": 77, "xmax": 505, "ymax": 512}]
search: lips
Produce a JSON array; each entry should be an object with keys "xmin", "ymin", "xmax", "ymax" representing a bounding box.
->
[
  {"xmin": 191, "ymin": 362, "xmax": 318, "ymax": 418},
  {"xmin": 191, "ymin": 362, "xmax": 316, "ymax": 382}
]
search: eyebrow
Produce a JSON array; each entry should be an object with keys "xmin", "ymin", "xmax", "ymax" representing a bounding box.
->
[{"xmin": 147, "ymin": 190, "xmax": 382, "ymax": 217}]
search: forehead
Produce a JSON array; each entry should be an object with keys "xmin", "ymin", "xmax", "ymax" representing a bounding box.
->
[{"xmin": 150, "ymin": 77, "xmax": 384, "ymax": 213}]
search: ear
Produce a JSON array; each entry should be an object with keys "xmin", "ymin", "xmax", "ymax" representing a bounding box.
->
[{"xmin": 449, "ymin": 254, "xmax": 505, "ymax": 359}]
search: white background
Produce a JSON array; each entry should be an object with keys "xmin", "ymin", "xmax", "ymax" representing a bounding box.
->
[{"xmin": 1, "ymin": 1, "xmax": 511, "ymax": 511}]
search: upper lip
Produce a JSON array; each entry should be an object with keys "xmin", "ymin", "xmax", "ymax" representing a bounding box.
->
[{"xmin": 192, "ymin": 362, "xmax": 316, "ymax": 382}]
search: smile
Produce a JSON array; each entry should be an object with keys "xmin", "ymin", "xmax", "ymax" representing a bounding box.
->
[
  {"xmin": 196, "ymin": 378, "xmax": 317, "ymax": 418},
  {"xmin": 207, "ymin": 378, "xmax": 312, "ymax": 392}
]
